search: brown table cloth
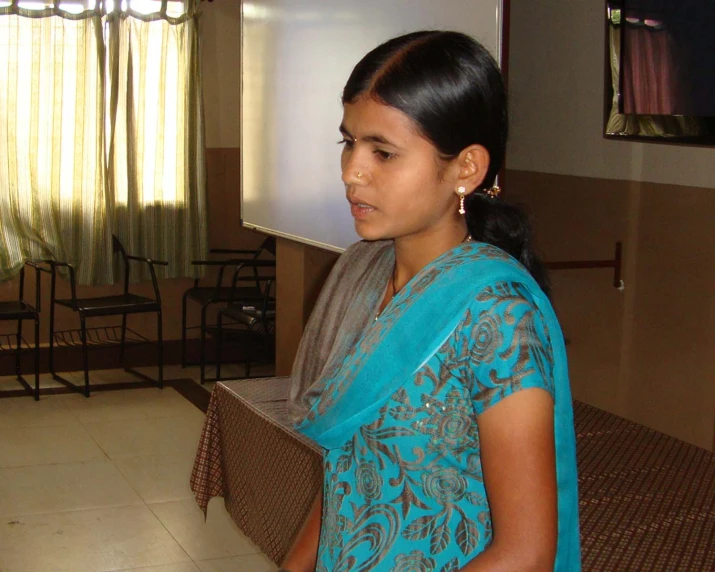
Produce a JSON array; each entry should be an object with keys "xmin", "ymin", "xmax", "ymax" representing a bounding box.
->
[
  {"xmin": 190, "ymin": 377, "xmax": 323, "ymax": 565},
  {"xmin": 191, "ymin": 380, "xmax": 715, "ymax": 571}
]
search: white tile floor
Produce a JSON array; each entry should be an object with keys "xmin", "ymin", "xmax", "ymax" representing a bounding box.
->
[{"xmin": 0, "ymin": 364, "xmax": 278, "ymax": 572}]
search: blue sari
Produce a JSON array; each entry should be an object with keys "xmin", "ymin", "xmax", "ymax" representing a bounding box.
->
[{"xmin": 295, "ymin": 242, "xmax": 580, "ymax": 571}]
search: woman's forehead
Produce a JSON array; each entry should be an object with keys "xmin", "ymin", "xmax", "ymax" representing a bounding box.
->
[{"xmin": 341, "ymin": 98, "xmax": 425, "ymax": 142}]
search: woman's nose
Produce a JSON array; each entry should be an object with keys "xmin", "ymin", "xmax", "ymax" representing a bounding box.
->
[{"xmin": 341, "ymin": 153, "xmax": 368, "ymax": 186}]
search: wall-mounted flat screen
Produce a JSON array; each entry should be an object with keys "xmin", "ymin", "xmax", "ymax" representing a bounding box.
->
[{"xmin": 605, "ymin": 0, "xmax": 715, "ymax": 144}]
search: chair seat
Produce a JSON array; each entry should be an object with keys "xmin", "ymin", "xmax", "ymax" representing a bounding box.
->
[
  {"xmin": 0, "ymin": 300, "xmax": 38, "ymax": 320},
  {"xmin": 56, "ymin": 294, "xmax": 159, "ymax": 317},
  {"xmin": 185, "ymin": 286, "xmax": 264, "ymax": 305},
  {"xmin": 221, "ymin": 303, "xmax": 276, "ymax": 332}
]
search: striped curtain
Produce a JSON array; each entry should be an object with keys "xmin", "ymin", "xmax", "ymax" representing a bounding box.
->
[
  {"xmin": 107, "ymin": 5, "xmax": 207, "ymax": 280},
  {"xmin": 0, "ymin": 0, "xmax": 207, "ymax": 284},
  {"xmin": 0, "ymin": 6, "xmax": 114, "ymax": 284}
]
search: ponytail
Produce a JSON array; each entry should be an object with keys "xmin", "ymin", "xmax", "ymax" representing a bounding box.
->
[{"xmin": 465, "ymin": 194, "xmax": 550, "ymax": 296}]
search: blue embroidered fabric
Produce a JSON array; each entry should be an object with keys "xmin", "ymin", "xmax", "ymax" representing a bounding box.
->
[{"xmin": 297, "ymin": 244, "xmax": 580, "ymax": 571}]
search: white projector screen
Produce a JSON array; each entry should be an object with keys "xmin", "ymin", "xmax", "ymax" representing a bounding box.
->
[{"xmin": 240, "ymin": 0, "xmax": 504, "ymax": 253}]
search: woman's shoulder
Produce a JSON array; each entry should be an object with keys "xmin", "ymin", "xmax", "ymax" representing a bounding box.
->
[
  {"xmin": 326, "ymin": 240, "xmax": 393, "ymax": 285},
  {"xmin": 313, "ymin": 240, "xmax": 393, "ymax": 305},
  {"xmin": 467, "ymin": 241, "xmax": 527, "ymax": 272},
  {"xmin": 458, "ymin": 242, "xmax": 545, "ymax": 301}
]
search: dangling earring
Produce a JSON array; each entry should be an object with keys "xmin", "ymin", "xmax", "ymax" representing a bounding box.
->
[{"xmin": 456, "ymin": 186, "xmax": 466, "ymax": 215}]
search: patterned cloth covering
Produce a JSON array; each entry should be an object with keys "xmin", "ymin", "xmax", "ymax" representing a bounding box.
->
[
  {"xmin": 191, "ymin": 384, "xmax": 715, "ymax": 571},
  {"xmin": 190, "ymin": 377, "xmax": 323, "ymax": 564}
]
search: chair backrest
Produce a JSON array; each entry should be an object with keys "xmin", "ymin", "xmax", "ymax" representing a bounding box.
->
[
  {"xmin": 247, "ymin": 236, "xmax": 276, "ymax": 292},
  {"xmin": 112, "ymin": 235, "xmax": 128, "ymax": 258},
  {"xmin": 252, "ymin": 236, "xmax": 276, "ymax": 259},
  {"xmin": 2, "ymin": 263, "xmax": 41, "ymax": 315},
  {"xmin": 112, "ymin": 235, "xmax": 132, "ymax": 290},
  {"xmin": 111, "ymin": 235, "xmax": 164, "ymax": 299},
  {"xmin": 17, "ymin": 265, "xmax": 26, "ymax": 303},
  {"xmin": 261, "ymin": 236, "xmax": 277, "ymax": 257}
]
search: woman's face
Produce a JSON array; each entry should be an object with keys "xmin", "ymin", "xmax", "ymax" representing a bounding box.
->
[{"xmin": 340, "ymin": 96, "xmax": 462, "ymax": 243}]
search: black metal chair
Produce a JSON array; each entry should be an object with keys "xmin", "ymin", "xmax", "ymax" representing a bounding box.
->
[
  {"xmin": 46, "ymin": 236, "xmax": 168, "ymax": 397},
  {"xmin": 213, "ymin": 275, "xmax": 276, "ymax": 381},
  {"xmin": 0, "ymin": 262, "xmax": 42, "ymax": 400},
  {"xmin": 181, "ymin": 236, "xmax": 276, "ymax": 383}
]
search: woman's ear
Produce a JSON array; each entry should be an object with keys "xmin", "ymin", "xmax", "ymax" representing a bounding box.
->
[{"xmin": 456, "ymin": 145, "xmax": 490, "ymax": 194}]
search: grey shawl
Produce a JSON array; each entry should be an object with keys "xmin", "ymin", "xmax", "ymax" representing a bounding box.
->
[{"xmin": 287, "ymin": 240, "xmax": 394, "ymax": 424}]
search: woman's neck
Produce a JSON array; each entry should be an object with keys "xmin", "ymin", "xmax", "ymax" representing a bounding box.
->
[{"xmin": 392, "ymin": 222, "xmax": 469, "ymax": 291}]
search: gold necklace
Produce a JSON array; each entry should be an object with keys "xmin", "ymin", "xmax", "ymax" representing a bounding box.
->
[{"xmin": 374, "ymin": 233, "xmax": 473, "ymax": 322}]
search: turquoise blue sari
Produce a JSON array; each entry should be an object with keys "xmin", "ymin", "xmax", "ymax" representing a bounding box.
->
[{"xmin": 295, "ymin": 242, "xmax": 580, "ymax": 571}]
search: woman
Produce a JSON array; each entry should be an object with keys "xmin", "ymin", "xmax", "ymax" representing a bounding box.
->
[{"xmin": 282, "ymin": 31, "xmax": 580, "ymax": 571}]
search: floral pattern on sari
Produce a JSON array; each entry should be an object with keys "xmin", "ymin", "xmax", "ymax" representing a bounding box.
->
[{"xmin": 315, "ymin": 280, "xmax": 559, "ymax": 571}]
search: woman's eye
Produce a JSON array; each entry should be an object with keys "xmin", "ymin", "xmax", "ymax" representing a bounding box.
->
[
  {"xmin": 375, "ymin": 149, "xmax": 396, "ymax": 160},
  {"xmin": 337, "ymin": 139, "xmax": 354, "ymax": 149}
]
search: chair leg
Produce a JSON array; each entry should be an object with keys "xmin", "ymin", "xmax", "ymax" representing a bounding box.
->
[
  {"xmin": 119, "ymin": 313, "xmax": 128, "ymax": 365},
  {"xmin": 200, "ymin": 305, "xmax": 208, "ymax": 385},
  {"xmin": 33, "ymin": 317, "xmax": 40, "ymax": 400},
  {"xmin": 216, "ymin": 312, "xmax": 223, "ymax": 381},
  {"xmin": 80, "ymin": 316, "xmax": 90, "ymax": 397},
  {"xmin": 15, "ymin": 318, "xmax": 22, "ymax": 378},
  {"xmin": 157, "ymin": 310, "xmax": 164, "ymax": 389},
  {"xmin": 181, "ymin": 293, "xmax": 189, "ymax": 368},
  {"xmin": 49, "ymin": 300, "xmax": 56, "ymax": 377}
]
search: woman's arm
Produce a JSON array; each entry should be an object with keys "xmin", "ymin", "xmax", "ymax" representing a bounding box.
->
[
  {"xmin": 461, "ymin": 388, "xmax": 557, "ymax": 571},
  {"xmin": 280, "ymin": 491, "xmax": 323, "ymax": 572}
]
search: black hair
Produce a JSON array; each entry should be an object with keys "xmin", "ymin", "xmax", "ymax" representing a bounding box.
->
[{"xmin": 342, "ymin": 31, "xmax": 550, "ymax": 294}]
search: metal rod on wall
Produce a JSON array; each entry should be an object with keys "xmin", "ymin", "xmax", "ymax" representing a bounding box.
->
[{"xmin": 545, "ymin": 241, "xmax": 624, "ymax": 290}]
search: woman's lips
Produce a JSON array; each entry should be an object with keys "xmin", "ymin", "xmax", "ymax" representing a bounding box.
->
[{"xmin": 349, "ymin": 201, "xmax": 376, "ymax": 220}]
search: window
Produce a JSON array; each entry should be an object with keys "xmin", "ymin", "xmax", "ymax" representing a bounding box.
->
[{"xmin": 0, "ymin": 0, "xmax": 206, "ymax": 284}]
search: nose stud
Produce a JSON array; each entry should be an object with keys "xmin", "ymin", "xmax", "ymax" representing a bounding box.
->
[{"xmin": 357, "ymin": 172, "xmax": 363, "ymax": 179}]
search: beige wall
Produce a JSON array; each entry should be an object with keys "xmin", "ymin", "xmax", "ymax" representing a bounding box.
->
[
  {"xmin": 507, "ymin": 3, "xmax": 715, "ymax": 188},
  {"xmin": 201, "ymin": 0, "xmax": 242, "ymax": 149},
  {"xmin": 507, "ymin": 3, "xmax": 715, "ymax": 450}
]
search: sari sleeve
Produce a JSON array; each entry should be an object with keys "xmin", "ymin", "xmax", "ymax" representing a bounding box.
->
[{"xmin": 461, "ymin": 281, "xmax": 557, "ymax": 416}]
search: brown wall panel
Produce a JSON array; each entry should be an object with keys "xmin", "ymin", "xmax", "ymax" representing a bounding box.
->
[
  {"xmin": 507, "ymin": 169, "xmax": 715, "ymax": 450},
  {"xmin": 275, "ymin": 238, "xmax": 339, "ymax": 376},
  {"xmin": 625, "ymin": 184, "xmax": 715, "ymax": 449},
  {"xmin": 276, "ymin": 239, "xmax": 307, "ymax": 376},
  {"xmin": 506, "ymin": 170, "xmax": 631, "ymax": 415}
]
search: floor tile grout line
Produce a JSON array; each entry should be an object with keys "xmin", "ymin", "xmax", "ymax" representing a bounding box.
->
[
  {"xmin": 70, "ymin": 411, "xmax": 115, "ymax": 462},
  {"xmin": 145, "ymin": 498, "xmax": 265, "ymax": 561},
  {"xmin": 143, "ymin": 499, "xmax": 207, "ymax": 565},
  {"xmin": 0, "ymin": 498, "xmax": 148, "ymax": 521},
  {"xmin": 141, "ymin": 496, "xmax": 198, "ymax": 568},
  {"xmin": 109, "ymin": 447, "xmax": 198, "ymax": 507},
  {"xmin": 115, "ymin": 499, "xmax": 196, "ymax": 570}
]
